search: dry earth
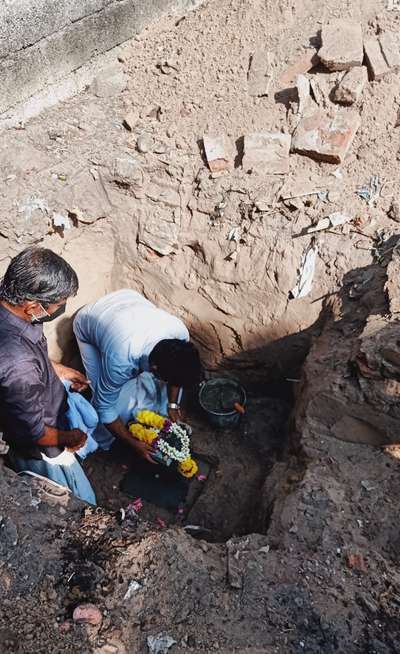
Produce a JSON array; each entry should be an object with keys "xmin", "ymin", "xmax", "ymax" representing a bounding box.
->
[{"xmin": 1, "ymin": 0, "xmax": 400, "ymax": 652}]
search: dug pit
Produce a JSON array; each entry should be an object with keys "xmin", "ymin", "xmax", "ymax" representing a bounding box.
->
[{"xmin": 80, "ymin": 376, "xmax": 295, "ymax": 542}]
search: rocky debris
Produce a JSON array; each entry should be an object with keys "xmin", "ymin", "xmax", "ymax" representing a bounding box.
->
[
  {"xmin": 292, "ymin": 108, "xmax": 361, "ymax": 163},
  {"xmin": 113, "ymin": 156, "xmax": 142, "ymax": 185},
  {"xmin": 136, "ymin": 133, "xmax": 154, "ymax": 153},
  {"xmin": 57, "ymin": 170, "xmax": 112, "ymax": 224},
  {"xmin": 73, "ymin": 604, "xmax": 103, "ymax": 626},
  {"xmin": 122, "ymin": 109, "xmax": 139, "ymax": 131},
  {"xmin": 247, "ymin": 49, "xmax": 274, "ymax": 97},
  {"xmin": 203, "ymin": 135, "xmax": 231, "ymax": 173},
  {"xmin": 318, "ymin": 20, "xmax": 363, "ymax": 71},
  {"xmin": 364, "ymin": 38, "xmax": 391, "ymax": 81},
  {"xmin": 333, "ymin": 66, "xmax": 368, "ymax": 105},
  {"xmin": 242, "ymin": 132, "xmax": 291, "ymax": 174},
  {"xmin": 138, "ymin": 207, "xmax": 180, "ymax": 256},
  {"xmin": 296, "ymin": 74, "xmax": 311, "ymax": 115},
  {"xmin": 279, "ymin": 49, "xmax": 320, "ymax": 87},
  {"xmin": 147, "ymin": 633, "xmax": 177, "ymax": 654},
  {"xmin": 91, "ymin": 67, "xmax": 128, "ymax": 98},
  {"xmin": 379, "ymin": 31, "xmax": 400, "ymax": 71},
  {"xmin": 389, "ymin": 199, "xmax": 400, "ymax": 222}
]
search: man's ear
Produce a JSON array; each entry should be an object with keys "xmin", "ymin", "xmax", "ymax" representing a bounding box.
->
[{"xmin": 22, "ymin": 300, "xmax": 39, "ymax": 318}]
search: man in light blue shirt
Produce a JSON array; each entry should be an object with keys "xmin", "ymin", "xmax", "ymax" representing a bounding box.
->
[{"xmin": 73, "ymin": 290, "xmax": 201, "ymax": 463}]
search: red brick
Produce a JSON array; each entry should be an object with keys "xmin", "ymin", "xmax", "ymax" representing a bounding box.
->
[
  {"xmin": 319, "ymin": 20, "xmax": 363, "ymax": 71},
  {"xmin": 203, "ymin": 135, "xmax": 231, "ymax": 173},
  {"xmin": 279, "ymin": 50, "xmax": 320, "ymax": 87},
  {"xmin": 292, "ymin": 109, "xmax": 361, "ymax": 164},
  {"xmin": 364, "ymin": 38, "xmax": 390, "ymax": 81},
  {"xmin": 243, "ymin": 132, "xmax": 291, "ymax": 174}
]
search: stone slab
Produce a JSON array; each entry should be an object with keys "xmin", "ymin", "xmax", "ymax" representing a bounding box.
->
[
  {"xmin": 243, "ymin": 132, "xmax": 291, "ymax": 175},
  {"xmin": 292, "ymin": 109, "xmax": 361, "ymax": 164},
  {"xmin": 319, "ymin": 20, "xmax": 363, "ymax": 71}
]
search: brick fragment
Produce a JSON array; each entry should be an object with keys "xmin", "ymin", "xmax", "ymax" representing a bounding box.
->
[
  {"xmin": 203, "ymin": 135, "xmax": 231, "ymax": 173},
  {"xmin": 242, "ymin": 132, "xmax": 291, "ymax": 175},
  {"xmin": 280, "ymin": 50, "xmax": 320, "ymax": 87},
  {"xmin": 248, "ymin": 50, "xmax": 274, "ymax": 97},
  {"xmin": 364, "ymin": 38, "xmax": 390, "ymax": 80},
  {"xmin": 292, "ymin": 109, "xmax": 361, "ymax": 164},
  {"xmin": 319, "ymin": 20, "xmax": 363, "ymax": 71},
  {"xmin": 333, "ymin": 66, "xmax": 368, "ymax": 105},
  {"xmin": 379, "ymin": 31, "xmax": 400, "ymax": 71}
]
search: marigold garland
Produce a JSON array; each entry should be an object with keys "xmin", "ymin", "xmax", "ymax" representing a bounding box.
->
[
  {"xmin": 178, "ymin": 458, "xmax": 199, "ymax": 478},
  {"xmin": 129, "ymin": 423, "xmax": 158, "ymax": 445},
  {"xmin": 129, "ymin": 410, "xmax": 198, "ymax": 478}
]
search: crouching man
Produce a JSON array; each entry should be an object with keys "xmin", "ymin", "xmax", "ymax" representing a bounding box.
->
[
  {"xmin": 0, "ymin": 247, "xmax": 96, "ymax": 504},
  {"xmin": 73, "ymin": 289, "xmax": 202, "ymax": 463}
]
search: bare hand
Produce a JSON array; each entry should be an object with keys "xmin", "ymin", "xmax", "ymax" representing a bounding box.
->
[
  {"xmin": 54, "ymin": 363, "xmax": 90, "ymax": 392},
  {"xmin": 132, "ymin": 440, "xmax": 158, "ymax": 465},
  {"xmin": 168, "ymin": 406, "xmax": 184, "ymax": 423},
  {"xmin": 59, "ymin": 429, "xmax": 88, "ymax": 452}
]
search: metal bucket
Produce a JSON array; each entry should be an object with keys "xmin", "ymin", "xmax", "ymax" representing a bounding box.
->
[{"xmin": 198, "ymin": 378, "xmax": 246, "ymax": 428}]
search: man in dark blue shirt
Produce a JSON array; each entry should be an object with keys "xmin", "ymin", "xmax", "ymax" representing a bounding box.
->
[{"xmin": 0, "ymin": 247, "xmax": 96, "ymax": 504}]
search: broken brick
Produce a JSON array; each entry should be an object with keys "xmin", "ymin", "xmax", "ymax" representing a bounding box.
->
[
  {"xmin": 279, "ymin": 49, "xmax": 320, "ymax": 87},
  {"xmin": 333, "ymin": 66, "xmax": 368, "ymax": 105},
  {"xmin": 364, "ymin": 38, "xmax": 390, "ymax": 81},
  {"xmin": 319, "ymin": 20, "xmax": 363, "ymax": 71},
  {"xmin": 248, "ymin": 49, "xmax": 274, "ymax": 97},
  {"xmin": 379, "ymin": 31, "xmax": 400, "ymax": 71},
  {"xmin": 242, "ymin": 132, "xmax": 291, "ymax": 175},
  {"xmin": 346, "ymin": 552, "xmax": 367, "ymax": 572},
  {"xmin": 292, "ymin": 109, "xmax": 361, "ymax": 164},
  {"xmin": 203, "ymin": 135, "xmax": 231, "ymax": 173}
]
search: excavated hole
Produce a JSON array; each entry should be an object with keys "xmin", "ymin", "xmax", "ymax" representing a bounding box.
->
[{"xmin": 82, "ymin": 373, "xmax": 297, "ymax": 543}]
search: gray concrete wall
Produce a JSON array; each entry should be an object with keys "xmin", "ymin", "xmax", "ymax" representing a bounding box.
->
[{"xmin": 0, "ymin": 0, "xmax": 203, "ymax": 116}]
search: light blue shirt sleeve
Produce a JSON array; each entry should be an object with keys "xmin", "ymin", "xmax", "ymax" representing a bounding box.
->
[{"xmin": 94, "ymin": 352, "xmax": 139, "ymax": 424}]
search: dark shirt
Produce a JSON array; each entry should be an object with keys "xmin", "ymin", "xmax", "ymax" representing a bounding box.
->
[{"xmin": 0, "ymin": 304, "xmax": 68, "ymax": 459}]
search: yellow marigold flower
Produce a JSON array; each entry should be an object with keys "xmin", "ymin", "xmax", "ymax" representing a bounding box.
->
[
  {"xmin": 136, "ymin": 410, "xmax": 166, "ymax": 430},
  {"xmin": 178, "ymin": 458, "xmax": 198, "ymax": 478},
  {"xmin": 129, "ymin": 423, "xmax": 157, "ymax": 444}
]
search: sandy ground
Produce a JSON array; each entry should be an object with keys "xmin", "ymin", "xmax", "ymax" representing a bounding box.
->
[{"xmin": 1, "ymin": 0, "xmax": 400, "ymax": 652}]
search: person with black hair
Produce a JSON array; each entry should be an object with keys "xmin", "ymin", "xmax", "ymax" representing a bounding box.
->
[
  {"xmin": 73, "ymin": 289, "xmax": 202, "ymax": 463},
  {"xmin": 0, "ymin": 247, "xmax": 96, "ymax": 504}
]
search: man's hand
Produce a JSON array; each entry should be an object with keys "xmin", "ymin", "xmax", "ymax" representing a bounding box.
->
[
  {"xmin": 132, "ymin": 439, "xmax": 158, "ymax": 465},
  {"xmin": 52, "ymin": 362, "xmax": 90, "ymax": 392},
  {"xmin": 168, "ymin": 406, "xmax": 184, "ymax": 423},
  {"xmin": 58, "ymin": 429, "xmax": 88, "ymax": 452}
]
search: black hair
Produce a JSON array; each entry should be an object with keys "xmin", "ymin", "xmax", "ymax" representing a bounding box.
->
[
  {"xmin": 0, "ymin": 247, "xmax": 79, "ymax": 307},
  {"xmin": 150, "ymin": 339, "xmax": 202, "ymax": 388}
]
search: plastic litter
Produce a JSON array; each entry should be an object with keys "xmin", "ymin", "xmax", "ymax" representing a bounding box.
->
[
  {"xmin": 147, "ymin": 634, "xmax": 177, "ymax": 654},
  {"xmin": 52, "ymin": 212, "xmax": 71, "ymax": 230},
  {"xmin": 123, "ymin": 580, "xmax": 142, "ymax": 600},
  {"xmin": 290, "ymin": 240, "xmax": 318, "ymax": 299},
  {"xmin": 356, "ymin": 175, "xmax": 380, "ymax": 205},
  {"xmin": 306, "ymin": 212, "xmax": 352, "ymax": 234}
]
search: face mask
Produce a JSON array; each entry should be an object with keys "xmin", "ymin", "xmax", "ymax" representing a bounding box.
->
[{"xmin": 31, "ymin": 303, "xmax": 66, "ymax": 324}]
